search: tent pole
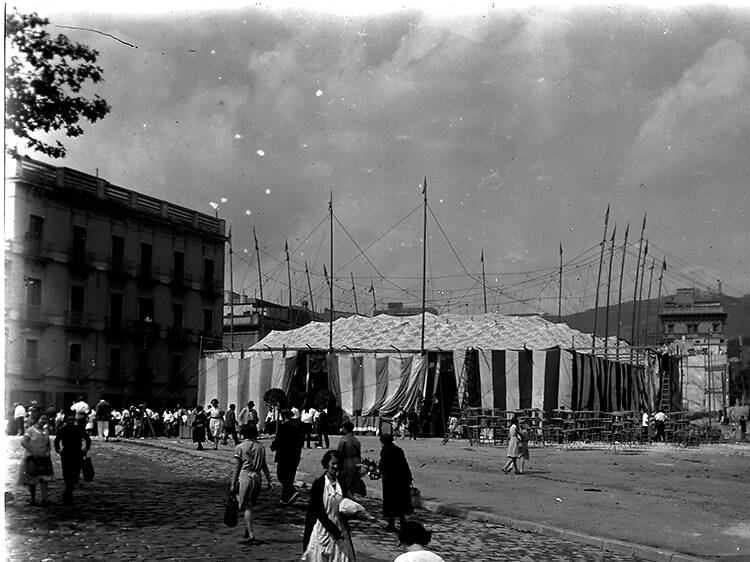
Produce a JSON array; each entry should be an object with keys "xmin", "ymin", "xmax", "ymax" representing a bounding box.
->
[
  {"xmin": 253, "ymin": 226, "xmax": 265, "ymax": 343},
  {"xmin": 604, "ymin": 223, "xmax": 616, "ymax": 358},
  {"xmin": 329, "ymin": 192, "xmax": 334, "ymax": 354},
  {"xmin": 615, "ymin": 224, "xmax": 629, "ymax": 361},
  {"xmin": 644, "ymin": 258, "xmax": 655, "ymax": 347},
  {"xmin": 305, "ymin": 261, "xmax": 315, "ymax": 313},
  {"xmin": 635, "ymin": 240, "xmax": 649, "ymax": 348},
  {"xmin": 592, "ymin": 205, "xmax": 610, "ymax": 354},
  {"xmin": 351, "ymin": 272, "xmax": 359, "ymax": 315},
  {"xmin": 286, "ymin": 239, "xmax": 293, "ymax": 327},
  {"xmin": 481, "ymin": 249, "xmax": 487, "ymax": 314},
  {"xmin": 421, "ymin": 176, "xmax": 427, "ymax": 354},
  {"xmin": 228, "ymin": 223, "xmax": 234, "ymax": 350},
  {"xmin": 558, "ymin": 242, "xmax": 563, "ymax": 323},
  {"xmin": 630, "ymin": 213, "xmax": 647, "ymax": 347},
  {"xmin": 656, "ymin": 259, "xmax": 666, "ymax": 343}
]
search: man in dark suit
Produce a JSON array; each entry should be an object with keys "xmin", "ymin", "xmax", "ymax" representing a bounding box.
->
[{"xmin": 270, "ymin": 409, "xmax": 303, "ymax": 505}]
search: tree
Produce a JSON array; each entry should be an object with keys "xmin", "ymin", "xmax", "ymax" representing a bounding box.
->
[{"xmin": 5, "ymin": 10, "xmax": 110, "ymax": 159}]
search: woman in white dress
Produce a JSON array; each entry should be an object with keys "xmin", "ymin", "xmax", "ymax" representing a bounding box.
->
[
  {"xmin": 502, "ymin": 416, "xmax": 521, "ymax": 474},
  {"xmin": 302, "ymin": 450, "xmax": 355, "ymax": 561}
]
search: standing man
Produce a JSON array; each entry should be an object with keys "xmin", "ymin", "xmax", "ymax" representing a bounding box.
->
[
  {"xmin": 223, "ymin": 403, "xmax": 239, "ymax": 446},
  {"xmin": 54, "ymin": 412, "xmax": 91, "ymax": 507},
  {"xmin": 300, "ymin": 408, "xmax": 316, "ymax": 448},
  {"xmin": 14, "ymin": 402, "xmax": 27, "ymax": 436},
  {"xmin": 96, "ymin": 398, "xmax": 112, "ymax": 442},
  {"xmin": 70, "ymin": 395, "xmax": 90, "ymax": 431},
  {"xmin": 653, "ymin": 409, "xmax": 668, "ymax": 442},
  {"xmin": 238, "ymin": 400, "xmax": 259, "ymax": 436},
  {"xmin": 641, "ymin": 410, "xmax": 650, "ymax": 444},
  {"xmin": 270, "ymin": 409, "xmax": 303, "ymax": 505}
]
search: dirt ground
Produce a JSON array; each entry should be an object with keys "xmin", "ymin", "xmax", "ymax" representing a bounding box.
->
[{"xmin": 297, "ymin": 436, "xmax": 750, "ymax": 560}]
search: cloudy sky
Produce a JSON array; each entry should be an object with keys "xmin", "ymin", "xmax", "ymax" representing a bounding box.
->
[{"xmin": 10, "ymin": 1, "xmax": 750, "ymax": 315}]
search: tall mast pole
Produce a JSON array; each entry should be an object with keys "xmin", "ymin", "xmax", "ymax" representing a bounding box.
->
[
  {"xmin": 558, "ymin": 242, "xmax": 563, "ymax": 322},
  {"xmin": 631, "ymin": 213, "xmax": 647, "ymax": 346},
  {"xmin": 656, "ymin": 259, "xmax": 666, "ymax": 342},
  {"xmin": 615, "ymin": 224, "xmax": 629, "ymax": 360},
  {"xmin": 285, "ymin": 239, "xmax": 293, "ymax": 327},
  {"xmin": 644, "ymin": 258, "xmax": 655, "ymax": 347},
  {"xmin": 592, "ymin": 205, "xmax": 610, "ymax": 354},
  {"xmin": 305, "ymin": 261, "xmax": 315, "ymax": 313},
  {"xmin": 370, "ymin": 280, "xmax": 376, "ymax": 315},
  {"xmin": 351, "ymin": 272, "xmax": 359, "ymax": 315},
  {"xmin": 604, "ymin": 223, "xmax": 616, "ymax": 358},
  {"xmin": 228, "ymin": 223, "xmax": 234, "ymax": 350},
  {"xmin": 636, "ymin": 239, "xmax": 649, "ymax": 347},
  {"xmin": 481, "ymin": 249, "xmax": 487, "ymax": 313},
  {"xmin": 329, "ymin": 192, "xmax": 334, "ymax": 354},
  {"xmin": 420, "ymin": 177, "xmax": 427, "ymax": 355},
  {"xmin": 253, "ymin": 226, "xmax": 265, "ymax": 342}
]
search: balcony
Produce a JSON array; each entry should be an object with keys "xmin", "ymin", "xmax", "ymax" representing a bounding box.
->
[
  {"xmin": 104, "ymin": 317, "xmax": 134, "ymax": 339},
  {"xmin": 135, "ymin": 320, "xmax": 161, "ymax": 347},
  {"xmin": 201, "ymin": 279, "xmax": 224, "ymax": 297},
  {"xmin": 136, "ymin": 263, "xmax": 161, "ymax": 284},
  {"xmin": 70, "ymin": 249, "xmax": 96, "ymax": 272},
  {"xmin": 171, "ymin": 271, "xmax": 195, "ymax": 291},
  {"xmin": 109, "ymin": 258, "xmax": 134, "ymax": 279},
  {"xmin": 167, "ymin": 326, "xmax": 195, "ymax": 346}
]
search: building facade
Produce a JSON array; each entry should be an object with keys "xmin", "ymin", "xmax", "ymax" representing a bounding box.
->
[
  {"xmin": 659, "ymin": 288, "xmax": 728, "ymax": 412},
  {"xmin": 5, "ymin": 157, "xmax": 226, "ymax": 410}
]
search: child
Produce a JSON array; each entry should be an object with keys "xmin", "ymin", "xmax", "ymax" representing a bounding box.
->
[{"xmin": 517, "ymin": 419, "xmax": 530, "ymax": 474}]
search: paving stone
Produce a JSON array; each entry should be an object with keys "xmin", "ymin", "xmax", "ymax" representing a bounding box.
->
[{"xmin": 6, "ymin": 438, "xmax": 641, "ymax": 561}]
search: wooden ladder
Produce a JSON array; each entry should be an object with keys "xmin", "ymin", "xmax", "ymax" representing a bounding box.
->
[{"xmin": 659, "ymin": 370, "xmax": 671, "ymax": 411}]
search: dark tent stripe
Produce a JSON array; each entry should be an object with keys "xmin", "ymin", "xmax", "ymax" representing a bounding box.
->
[
  {"xmin": 543, "ymin": 348, "xmax": 560, "ymax": 412},
  {"xmin": 491, "ymin": 350, "xmax": 506, "ymax": 410},
  {"xmin": 518, "ymin": 350, "xmax": 533, "ymax": 410}
]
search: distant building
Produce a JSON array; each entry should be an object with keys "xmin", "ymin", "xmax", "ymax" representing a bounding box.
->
[
  {"xmin": 373, "ymin": 301, "xmax": 438, "ymax": 316},
  {"xmin": 659, "ymin": 288, "xmax": 727, "ymax": 412},
  {"xmin": 223, "ymin": 293, "xmax": 325, "ymax": 350},
  {"xmin": 5, "ymin": 156, "xmax": 226, "ymax": 410}
]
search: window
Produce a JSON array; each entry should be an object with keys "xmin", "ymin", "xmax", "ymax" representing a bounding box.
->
[
  {"xmin": 72, "ymin": 226, "xmax": 87, "ymax": 262},
  {"xmin": 666, "ymin": 324, "xmax": 674, "ymax": 334},
  {"xmin": 173, "ymin": 251, "xmax": 184, "ymax": 279},
  {"xmin": 110, "ymin": 293, "xmax": 123, "ymax": 325},
  {"xmin": 139, "ymin": 297, "xmax": 154, "ymax": 322},
  {"xmin": 173, "ymin": 303, "xmax": 184, "ymax": 328},
  {"xmin": 28, "ymin": 215, "xmax": 44, "ymax": 240},
  {"xmin": 26, "ymin": 278, "xmax": 42, "ymax": 305},
  {"xmin": 25, "ymin": 339, "xmax": 39, "ymax": 359},
  {"xmin": 687, "ymin": 323, "xmax": 698, "ymax": 333},
  {"xmin": 112, "ymin": 235, "xmax": 125, "ymax": 262},
  {"xmin": 69, "ymin": 343, "xmax": 82, "ymax": 363},
  {"xmin": 203, "ymin": 258, "xmax": 214, "ymax": 286},
  {"xmin": 71, "ymin": 285, "xmax": 85, "ymax": 313},
  {"xmin": 712, "ymin": 323, "xmax": 720, "ymax": 333},
  {"xmin": 141, "ymin": 243, "xmax": 152, "ymax": 267},
  {"xmin": 203, "ymin": 308, "xmax": 213, "ymax": 333}
]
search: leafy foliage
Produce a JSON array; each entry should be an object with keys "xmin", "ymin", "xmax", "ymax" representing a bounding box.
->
[
  {"xmin": 5, "ymin": 10, "xmax": 110, "ymax": 158},
  {"xmin": 263, "ymin": 388, "xmax": 288, "ymax": 409}
]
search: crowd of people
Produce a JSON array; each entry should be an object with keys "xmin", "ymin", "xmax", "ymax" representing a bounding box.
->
[{"xmin": 9, "ymin": 395, "xmax": 447, "ymax": 560}]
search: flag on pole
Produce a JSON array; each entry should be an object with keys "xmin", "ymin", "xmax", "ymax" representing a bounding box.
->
[
  {"xmin": 559, "ymin": 241, "xmax": 563, "ymax": 256},
  {"xmin": 662, "ymin": 259, "xmax": 667, "ymax": 271},
  {"xmin": 323, "ymin": 265, "xmax": 330, "ymax": 286},
  {"xmin": 480, "ymin": 249, "xmax": 484, "ymax": 263},
  {"xmin": 422, "ymin": 176, "xmax": 427, "ymax": 195}
]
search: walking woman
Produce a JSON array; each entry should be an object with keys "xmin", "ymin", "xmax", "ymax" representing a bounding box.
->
[
  {"xmin": 54, "ymin": 412, "xmax": 91, "ymax": 506},
  {"xmin": 231, "ymin": 424, "xmax": 273, "ymax": 545},
  {"xmin": 502, "ymin": 416, "xmax": 521, "ymax": 474},
  {"xmin": 337, "ymin": 422, "xmax": 365, "ymax": 497},
  {"xmin": 207, "ymin": 399, "xmax": 224, "ymax": 450},
  {"xmin": 302, "ymin": 450, "xmax": 355, "ymax": 562},
  {"xmin": 192, "ymin": 405, "xmax": 207, "ymax": 450},
  {"xmin": 19, "ymin": 414, "xmax": 54, "ymax": 506},
  {"xmin": 379, "ymin": 433, "xmax": 413, "ymax": 532}
]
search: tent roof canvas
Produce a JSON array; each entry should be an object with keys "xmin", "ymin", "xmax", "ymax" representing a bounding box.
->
[{"xmin": 249, "ymin": 312, "xmax": 628, "ymax": 356}]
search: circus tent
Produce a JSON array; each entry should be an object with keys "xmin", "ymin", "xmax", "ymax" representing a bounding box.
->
[{"xmin": 199, "ymin": 313, "xmax": 673, "ymax": 427}]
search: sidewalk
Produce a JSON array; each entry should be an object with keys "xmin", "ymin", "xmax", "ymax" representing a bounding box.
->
[{"xmin": 126, "ymin": 435, "xmax": 745, "ymax": 561}]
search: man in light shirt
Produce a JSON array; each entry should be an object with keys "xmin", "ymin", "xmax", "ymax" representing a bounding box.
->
[{"xmin": 70, "ymin": 396, "xmax": 90, "ymax": 431}]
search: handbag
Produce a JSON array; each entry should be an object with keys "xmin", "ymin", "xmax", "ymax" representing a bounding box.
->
[
  {"xmin": 223, "ymin": 489, "xmax": 239, "ymax": 527},
  {"xmin": 81, "ymin": 455, "xmax": 95, "ymax": 482}
]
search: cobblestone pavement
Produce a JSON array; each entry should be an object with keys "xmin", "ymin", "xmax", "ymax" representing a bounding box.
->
[{"xmin": 5, "ymin": 437, "xmax": 641, "ymax": 561}]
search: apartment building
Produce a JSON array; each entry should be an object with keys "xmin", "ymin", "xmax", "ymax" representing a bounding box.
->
[{"xmin": 5, "ymin": 156, "xmax": 226, "ymax": 410}]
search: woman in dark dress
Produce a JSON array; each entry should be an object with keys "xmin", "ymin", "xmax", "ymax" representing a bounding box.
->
[
  {"xmin": 192, "ymin": 405, "xmax": 207, "ymax": 450},
  {"xmin": 378, "ymin": 433, "xmax": 413, "ymax": 532}
]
